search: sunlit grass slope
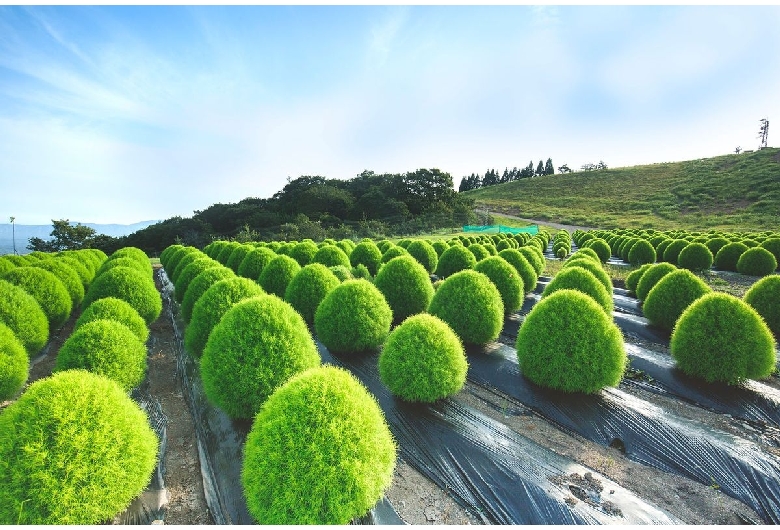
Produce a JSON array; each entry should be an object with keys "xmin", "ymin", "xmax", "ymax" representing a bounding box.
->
[{"xmin": 463, "ymin": 148, "xmax": 780, "ymax": 231}]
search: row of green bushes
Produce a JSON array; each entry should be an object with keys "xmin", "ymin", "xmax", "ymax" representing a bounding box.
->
[
  {"xmin": 0, "ymin": 246, "xmax": 162, "ymax": 524},
  {"xmin": 574, "ymin": 228, "xmax": 780, "ymax": 276}
]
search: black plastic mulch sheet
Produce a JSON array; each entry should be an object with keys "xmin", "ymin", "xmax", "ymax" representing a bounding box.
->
[
  {"xmin": 159, "ymin": 270, "xmax": 403, "ymax": 525},
  {"xmin": 319, "ymin": 344, "xmax": 680, "ymax": 525},
  {"xmin": 467, "ymin": 342, "xmax": 780, "ymax": 523},
  {"xmin": 114, "ymin": 386, "xmax": 169, "ymax": 524}
]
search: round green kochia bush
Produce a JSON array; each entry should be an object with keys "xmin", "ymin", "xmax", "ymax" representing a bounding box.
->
[
  {"xmin": 349, "ymin": 241, "xmax": 383, "ymax": 276},
  {"xmin": 351, "ymin": 264, "xmax": 372, "ymax": 281},
  {"xmin": 677, "ymin": 242, "xmax": 714, "ymax": 272},
  {"xmin": 406, "ymin": 240, "xmax": 438, "ymax": 274},
  {"xmin": 0, "ymin": 280, "xmax": 49, "ymax": 357},
  {"xmin": 3, "ymin": 267, "xmax": 72, "ymax": 330},
  {"xmin": 241, "ymin": 365, "xmax": 396, "ymax": 524},
  {"xmin": 642, "ymin": 269, "xmax": 712, "ymax": 331},
  {"xmin": 435, "ymin": 245, "xmax": 477, "ymax": 278},
  {"xmin": 75, "ymin": 297, "xmax": 149, "ymax": 343},
  {"xmin": 225, "ymin": 244, "xmax": 255, "ymax": 273},
  {"xmin": 290, "ymin": 241, "xmax": 319, "ymax": 267},
  {"xmin": 627, "ymin": 239, "xmax": 656, "ymax": 266},
  {"xmin": 201, "ymin": 296, "xmax": 321, "ymax": 419},
  {"xmin": 744, "ymin": 275, "xmax": 780, "ymax": 337},
  {"xmin": 373, "ymin": 256, "xmax": 434, "ymax": 324},
  {"xmin": 0, "ymin": 258, "xmax": 16, "ymax": 276},
  {"xmin": 329, "ymin": 265, "xmax": 353, "ymax": 282},
  {"xmin": 55, "ymin": 320, "xmax": 147, "ymax": 391},
  {"xmin": 736, "ymin": 247, "xmax": 778, "ymax": 277},
  {"xmin": 169, "ymin": 249, "xmax": 205, "ymax": 285},
  {"xmin": 216, "ymin": 242, "xmax": 242, "ymax": 265},
  {"xmin": 561, "ymin": 257, "xmax": 613, "ymax": 295},
  {"xmin": 432, "ymin": 240, "xmax": 449, "ymax": 257},
  {"xmin": 185, "ymin": 277, "xmax": 265, "ymax": 359},
  {"xmin": 56, "ymin": 255, "xmax": 93, "ymax": 290},
  {"xmin": 180, "ymin": 266, "xmax": 236, "ymax": 324},
  {"xmin": 315, "ymin": 280, "xmax": 392, "ymax": 354},
  {"xmin": 671, "ymin": 293, "xmax": 776, "ymax": 384},
  {"xmin": 237, "ymin": 247, "xmax": 277, "ymax": 280},
  {"xmin": 516, "ymin": 289, "xmax": 626, "ymax": 393},
  {"xmin": 518, "ymin": 246, "xmax": 545, "ymax": 276},
  {"xmin": 259, "ymin": 255, "xmax": 302, "ymax": 299},
  {"xmin": 542, "ymin": 266, "xmax": 613, "ymax": 314},
  {"xmin": 759, "ymin": 238, "xmax": 780, "ymax": 269},
  {"xmin": 337, "ymin": 239, "xmax": 355, "ymax": 256},
  {"xmin": 428, "ymin": 270, "xmax": 504, "ymax": 346},
  {"xmin": 467, "ymin": 243, "xmax": 490, "ymax": 262},
  {"xmin": 164, "ymin": 246, "xmax": 194, "ymax": 277},
  {"xmin": 0, "ymin": 370, "xmax": 158, "ymax": 524},
  {"xmin": 97, "ymin": 256, "xmax": 150, "ymax": 280},
  {"xmin": 173, "ymin": 256, "xmax": 221, "ymax": 303},
  {"xmin": 662, "ymin": 239, "xmax": 689, "ymax": 265},
  {"xmin": 284, "ymin": 263, "xmax": 341, "ymax": 325},
  {"xmin": 109, "ymin": 247, "xmax": 151, "ymax": 274},
  {"xmin": 705, "ymin": 237, "xmax": 730, "ymax": 257},
  {"xmin": 474, "ymin": 256, "xmax": 524, "ymax": 314},
  {"xmin": 625, "ymin": 264, "xmax": 652, "ymax": 294},
  {"xmin": 378, "ymin": 314, "xmax": 467, "ymax": 403},
  {"xmin": 0, "ymin": 323, "xmax": 28, "ymax": 400},
  {"xmin": 498, "ymin": 249, "xmax": 537, "ymax": 295},
  {"xmin": 714, "ymin": 242, "xmax": 749, "ymax": 272},
  {"xmin": 31, "ymin": 259, "xmax": 85, "ymax": 308},
  {"xmin": 635, "ymin": 262, "xmax": 678, "ymax": 301},
  {"xmin": 312, "ymin": 245, "xmax": 351, "ymax": 269},
  {"xmin": 83, "ymin": 266, "xmax": 161, "ymax": 325},
  {"xmin": 585, "ymin": 238, "xmax": 611, "ymax": 263},
  {"xmin": 381, "ymin": 245, "xmax": 409, "ymax": 264}
]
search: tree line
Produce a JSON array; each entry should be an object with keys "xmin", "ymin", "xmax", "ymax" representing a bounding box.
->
[
  {"xmin": 459, "ymin": 158, "xmax": 564, "ymax": 192},
  {"xmin": 30, "ymin": 169, "xmax": 477, "ymax": 256}
]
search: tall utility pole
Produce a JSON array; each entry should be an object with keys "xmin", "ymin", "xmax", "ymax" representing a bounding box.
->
[
  {"xmin": 9, "ymin": 217, "xmax": 16, "ymax": 255},
  {"xmin": 759, "ymin": 118, "xmax": 769, "ymax": 149}
]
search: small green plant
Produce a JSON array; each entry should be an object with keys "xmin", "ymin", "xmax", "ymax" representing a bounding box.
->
[
  {"xmin": 109, "ymin": 247, "xmax": 151, "ymax": 274},
  {"xmin": 185, "ymin": 277, "xmax": 265, "ymax": 358},
  {"xmin": 55, "ymin": 319, "xmax": 147, "ymax": 391},
  {"xmin": 0, "ymin": 370, "xmax": 158, "ymax": 524},
  {"xmin": 542, "ymin": 266, "xmax": 613, "ymax": 314},
  {"xmin": 3, "ymin": 267, "xmax": 72, "ymax": 330},
  {"xmin": 642, "ymin": 269, "xmax": 712, "ymax": 331},
  {"xmin": 258, "ymin": 255, "xmax": 301, "ymax": 298},
  {"xmin": 180, "ymin": 266, "xmax": 236, "ymax": 323},
  {"xmin": 349, "ymin": 241, "xmax": 383, "ymax": 276},
  {"xmin": 329, "ymin": 265, "xmax": 354, "ymax": 282},
  {"xmin": 289, "ymin": 241, "xmax": 319, "ymax": 267},
  {"xmin": 518, "ymin": 246, "xmax": 545, "ymax": 276},
  {"xmin": 662, "ymin": 239, "xmax": 689, "ymax": 265},
  {"xmin": 435, "ymin": 245, "xmax": 477, "ymax": 278},
  {"xmin": 98, "ymin": 256, "xmax": 151, "ymax": 280},
  {"xmin": 635, "ymin": 262, "xmax": 678, "ymax": 301},
  {"xmin": 744, "ymin": 275, "xmax": 780, "ymax": 337},
  {"xmin": 201, "ymin": 295, "xmax": 320, "ymax": 418},
  {"xmin": 225, "ymin": 244, "xmax": 255, "ymax": 273},
  {"xmin": 241, "ymin": 365, "xmax": 396, "ymax": 524},
  {"xmin": 474, "ymin": 256, "xmax": 524, "ymax": 314},
  {"xmin": 736, "ymin": 247, "xmax": 777, "ymax": 277},
  {"xmin": 75, "ymin": 297, "xmax": 149, "ymax": 343},
  {"xmin": 585, "ymin": 238, "xmax": 611, "ymax": 263},
  {"xmin": 31, "ymin": 259, "xmax": 85, "ymax": 308},
  {"xmin": 498, "ymin": 248, "xmax": 537, "ymax": 295},
  {"xmin": 83, "ymin": 266, "xmax": 161, "ymax": 325},
  {"xmin": 671, "ymin": 293, "xmax": 775, "ymax": 384},
  {"xmin": 677, "ymin": 242, "xmax": 714, "ymax": 272},
  {"xmin": 428, "ymin": 269, "xmax": 503, "ymax": 345},
  {"xmin": 284, "ymin": 263, "xmax": 341, "ymax": 324},
  {"xmin": 0, "ymin": 280, "xmax": 49, "ymax": 357},
  {"xmin": 627, "ymin": 239, "xmax": 656, "ymax": 266},
  {"xmin": 312, "ymin": 245, "xmax": 351, "ymax": 268},
  {"xmin": 237, "ymin": 247, "xmax": 277, "ymax": 280},
  {"xmin": 315, "ymin": 280, "xmax": 392, "ymax": 354},
  {"xmin": 625, "ymin": 264, "xmax": 652, "ymax": 293},
  {"xmin": 379, "ymin": 313, "xmax": 467, "ymax": 402},
  {"xmin": 374, "ymin": 255, "xmax": 434, "ymax": 324},
  {"xmin": 173, "ymin": 256, "xmax": 220, "ymax": 303},
  {"xmin": 714, "ymin": 242, "xmax": 748, "ymax": 272},
  {"xmin": 517, "ymin": 289, "xmax": 626, "ymax": 393},
  {"xmin": 561, "ymin": 256, "xmax": 613, "ymax": 295},
  {"xmin": 406, "ymin": 240, "xmax": 438, "ymax": 274},
  {"xmin": 381, "ymin": 245, "xmax": 409, "ymax": 264},
  {"xmin": 0, "ymin": 322, "xmax": 28, "ymax": 400},
  {"xmin": 468, "ymin": 243, "xmax": 490, "ymax": 262},
  {"xmin": 759, "ymin": 238, "xmax": 780, "ymax": 268}
]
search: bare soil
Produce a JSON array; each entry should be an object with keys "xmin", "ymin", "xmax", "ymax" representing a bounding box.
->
[{"xmin": 12, "ymin": 263, "xmax": 776, "ymax": 525}]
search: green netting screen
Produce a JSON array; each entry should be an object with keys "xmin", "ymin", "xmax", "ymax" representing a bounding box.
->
[{"xmin": 463, "ymin": 225, "xmax": 539, "ymax": 235}]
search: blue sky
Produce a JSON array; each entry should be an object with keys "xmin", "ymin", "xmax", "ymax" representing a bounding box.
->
[{"xmin": 1, "ymin": 5, "xmax": 779, "ymax": 225}]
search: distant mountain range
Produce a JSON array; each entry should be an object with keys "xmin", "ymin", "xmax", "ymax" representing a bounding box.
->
[{"xmin": 0, "ymin": 221, "xmax": 160, "ymax": 255}]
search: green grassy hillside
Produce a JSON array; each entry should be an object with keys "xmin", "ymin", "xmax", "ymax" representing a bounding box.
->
[{"xmin": 464, "ymin": 148, "xmax": 780, "ymax": 231}]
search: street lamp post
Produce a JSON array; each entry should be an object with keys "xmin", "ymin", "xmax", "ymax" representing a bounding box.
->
[{"xmin": 10, "ymin": 217, "xmax": 16, "ymax": 255}]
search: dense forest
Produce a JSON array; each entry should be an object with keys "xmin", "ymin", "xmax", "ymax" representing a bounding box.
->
[{"xmin": 93, "ymin": 168, "xmax": 475, "ymax": 255}]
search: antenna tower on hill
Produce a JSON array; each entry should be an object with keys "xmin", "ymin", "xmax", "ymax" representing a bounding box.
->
[{"xmin": 758, "ymin": 118, "xmax": 769, "ymax": 149}]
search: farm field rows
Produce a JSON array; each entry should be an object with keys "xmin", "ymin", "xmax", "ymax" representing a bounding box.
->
[{"xmin": 2, "ymin": 226, "xmax": 779, "ymax": 524}]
